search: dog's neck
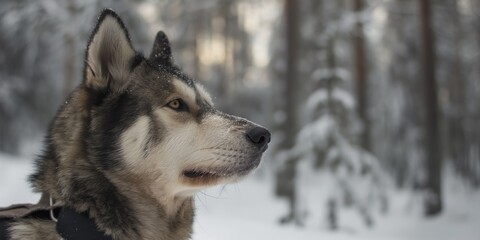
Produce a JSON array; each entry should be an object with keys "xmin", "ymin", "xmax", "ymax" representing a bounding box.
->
[
  {"xmin": 93, "ymin": 171, "xmax": 195, "ymax": 239},
  {"xmin": 49, "ymin": 165, "xmax": 195, "ymax": 239},
  {"xmin": 107, "ymin": 172, "xmax": 195, "ymax": 238},
  {"xmin": 30, "ymin": 87, "xmax": 194, "ymax": 239}
]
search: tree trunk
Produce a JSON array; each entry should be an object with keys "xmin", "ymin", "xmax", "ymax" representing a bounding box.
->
[
  {"xmin": 419, "ymin": 0, "xmax": 442, "ymax": 216},
  {"xmin": 283, "ymin": 0, "xmax": 300, "ymax": 150},
  {"xmin": 276, "ymin": 0, "xmax": 301, "ymax": 225},
  {"xmin": 352, "ymin": 0, "xmax": 370, "ymax": 151},
  {"xmin": 446, "ymin": 0, "xmax": 469, "ymax": 184}
]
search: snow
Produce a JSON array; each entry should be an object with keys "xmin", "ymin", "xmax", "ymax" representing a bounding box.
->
[
  {"xmin": 296, "ymin": 114, "xmax": 334, "ymax": 151},
  {"xmin": 305, "ymin": 89, "xmax": 328, "ymax": 113},
  {"xmin": 1, "ymin": 152, "xmax": 480, "ymax": 240},
  {"xmin": 0, "ymin": 153, "xmax": 40, "ymax": 206},
  {"xmin": 311, "ymin": 68, "xmax": 351, "ymax": 83},
  {"xmin": 304, "ymin": 87, "xmax": 355, "ymax": 118}
]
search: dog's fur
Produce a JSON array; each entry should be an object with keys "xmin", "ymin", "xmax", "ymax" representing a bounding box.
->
[{"xmin": 6, "ymin": 9, "xmax": 269, "ymax": 240}]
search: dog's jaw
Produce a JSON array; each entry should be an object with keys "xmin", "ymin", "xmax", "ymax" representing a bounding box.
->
[{"xmin": 181, "ymin": 152, "xmax": 262, "ymax": 186}]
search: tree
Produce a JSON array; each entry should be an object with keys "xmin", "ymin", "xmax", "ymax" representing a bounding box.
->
[
  {"xmin": 272, "ymin": 0, "xmax": 388, "ymax": 228},
  {"xmin": 419, "ymin": 0, "xmax": 442, "ymax": 216},
  {"xmin": 291, "ymin": 33, "xmax": 386, "ymax": 229},
  {"xmin": 352, "ymin": 0, "xmax": 370, "ymax": 151},
  {"xmin": 275, "ymin": 0, "xmax": 301, "ymax": 225}
]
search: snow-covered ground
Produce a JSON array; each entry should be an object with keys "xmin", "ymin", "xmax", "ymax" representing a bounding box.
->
[
  {"xmin": 194, "ymin": 174, "xmax": 480, "ymax": 240},
  {"xmin": 1, "ymin": 152, "xmax": 479, "ymax": 240}
]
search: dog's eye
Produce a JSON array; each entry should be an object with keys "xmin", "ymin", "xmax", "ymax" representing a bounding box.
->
[{"xmin": 167, "ymin": 99, "xmax": 189, "ymax": 112}]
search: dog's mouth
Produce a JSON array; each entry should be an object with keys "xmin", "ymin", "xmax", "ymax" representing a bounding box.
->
[
  {"xmin": 183, "ymin": 164, "xmax": 254, "ymax": 179},
  {"xmin": 183, "ymin": 170, "xmax": 222, "ymax": 178},
  {"xmin": 182, "ymin": 156, "xmax": 262, "ymax": 184}
]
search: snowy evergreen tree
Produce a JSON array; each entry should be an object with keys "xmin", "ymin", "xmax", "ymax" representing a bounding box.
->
[
  {"xmin": 272, "ymin": 0, "xmax": 388, "ymax": 228},
  {"xmin": 289, "ymin": 39, "xmax": 387, "ymax": 228}
]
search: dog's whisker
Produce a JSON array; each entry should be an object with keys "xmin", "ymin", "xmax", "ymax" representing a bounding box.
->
[
  {"xmin": 219, "ymin": 185, "xmax": 228, "ymax": 196},
  {"xmin": 198, "ymin": 191, "xmax": 224, "ymax": 199},
  {"xmin": 195, "ymin": 194, "xmax": 209, "ymax": 209}
]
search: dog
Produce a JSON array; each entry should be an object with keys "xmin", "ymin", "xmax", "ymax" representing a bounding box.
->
[{"xmin": 0, "ymin": 9, "xmax": 270, "ymax": 240}]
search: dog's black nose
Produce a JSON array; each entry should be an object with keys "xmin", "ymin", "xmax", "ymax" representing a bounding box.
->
[{"xmin": 246, "ymin": 127, "xmax": 271, "ymax": 150}]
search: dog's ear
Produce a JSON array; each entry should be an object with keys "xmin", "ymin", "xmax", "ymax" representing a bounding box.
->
[
  {"xmin": 84, "ymin": 9, "xmax": 135, "ymax": 92},
  {"xmin": 148, "ymin": 31, "xmax": 173, "ymax": 66}
]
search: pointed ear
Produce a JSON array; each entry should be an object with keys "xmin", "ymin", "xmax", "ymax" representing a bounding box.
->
[
  {"xmin": 84, "ymin": 9, "xmax": 135, "ymax": 92},
  {"xmin": 148, "ymin": 31, "xmax": 174, "ymax": 66}
]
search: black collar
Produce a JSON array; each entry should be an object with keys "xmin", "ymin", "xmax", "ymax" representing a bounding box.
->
[
  {"xmin": 56, "ymin": 207, "xmax": 113, "ymax": 240},
  {"xmin": 0, "ymin": 195, "xmax": 113, "ymax": 240}
]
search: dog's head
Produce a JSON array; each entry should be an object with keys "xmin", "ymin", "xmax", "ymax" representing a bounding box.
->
[{"xmin": 83, "ymin": 10, "xmax": 270, "ymax": 198}]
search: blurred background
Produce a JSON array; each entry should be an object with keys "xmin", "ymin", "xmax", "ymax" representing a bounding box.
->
[{"xmin": 1, "ymin": 0, "xmax": 479, "ymax": 239}]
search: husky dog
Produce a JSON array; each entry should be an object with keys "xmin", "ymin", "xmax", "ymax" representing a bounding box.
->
[{"xmin": 1, "ymin": 9, "xmax": 270, "ymax": 240}]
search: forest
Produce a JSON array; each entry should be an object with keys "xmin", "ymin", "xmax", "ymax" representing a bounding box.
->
[{"xmin": 0, "ymin": 0, "xmax": 479, "ymax": 239}]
